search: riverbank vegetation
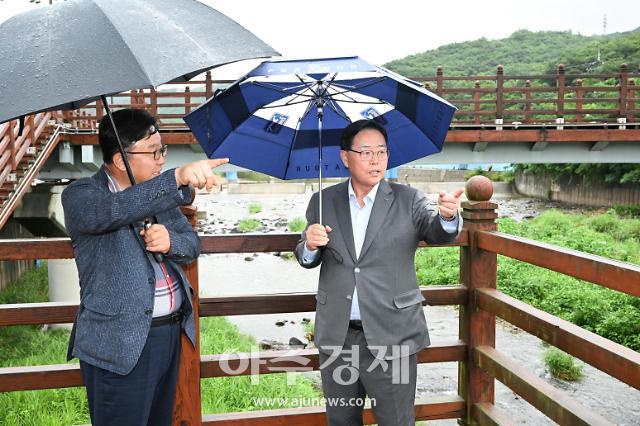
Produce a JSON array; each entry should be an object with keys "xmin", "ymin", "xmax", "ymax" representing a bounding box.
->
[
  {"xmin": 416, "ymin": 210, "xmax": 640, "ymax": 352},
  {"xmin": 0, "ymin": 265, "xmax": 319, "ymax": 425}
]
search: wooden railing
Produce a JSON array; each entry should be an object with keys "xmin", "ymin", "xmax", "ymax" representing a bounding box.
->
[
  {"xmin": 416, "ymin": 64, "xmax": 640, "ymax": 125},
  {"xmin": 0, "ymin": 181, "xmax": 638, "ymax": 425},
  {"xmin": 60, "ymin": 65, "xmax": 640, "ymax": 132},
  {"xmin": 0, "ymin": 112, "xmax": 55, "ymax": 191}
]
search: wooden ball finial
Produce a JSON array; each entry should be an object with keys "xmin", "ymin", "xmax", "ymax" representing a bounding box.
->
[{"xmin": 465, "ymin": 175, "xmax": 493, "ymax": 201}]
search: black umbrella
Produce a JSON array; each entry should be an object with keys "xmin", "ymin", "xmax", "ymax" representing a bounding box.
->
[{"xmin": 0, "ymin": 0, "xmax": 279, "ymax": 260}]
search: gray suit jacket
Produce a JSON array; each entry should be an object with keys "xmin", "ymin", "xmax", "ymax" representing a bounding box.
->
[
  {"xmin": 62, "ymin": 167, "xmax": 200, "ymax": 375},
  {"xmin": 295, "ymin": 180, "xmax": 459, "ymax": 360}
]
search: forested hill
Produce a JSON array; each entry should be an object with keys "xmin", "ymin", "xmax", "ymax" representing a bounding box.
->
[{"xmin": 384, "ymin": 29, "xmax": 640, "ymax": 76}]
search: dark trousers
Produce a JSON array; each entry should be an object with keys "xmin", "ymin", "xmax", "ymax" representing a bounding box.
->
[
  {"xmin": 80, "ymin": 321, "xmax": 182, "ymax": 426},
  {"xmin": 319, "ymin": 326, "xmax": 417, "ymax": 426}
]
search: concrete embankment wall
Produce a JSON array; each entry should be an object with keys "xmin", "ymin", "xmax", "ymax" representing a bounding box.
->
[
  {"xmin": 514, "ymin": 171, "xmax": 640, "ymax": 207},
  {"xmin": 0, "ymin": 219, "xmax": 34, "ymax": 291}
]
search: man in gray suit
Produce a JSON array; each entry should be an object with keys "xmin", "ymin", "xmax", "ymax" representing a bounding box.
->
[
  {"xmin": 62, "ymin": 108, "xmax": 228, "ymax": 426},
  {"xmin": 295, "ymin": 119, "xmax": 463, "ymax": 425}
]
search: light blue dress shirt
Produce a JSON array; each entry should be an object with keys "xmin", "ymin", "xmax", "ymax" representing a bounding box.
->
[{"xmin": 303, "ymin": 180, "xmax": 460, "ymax": 320}]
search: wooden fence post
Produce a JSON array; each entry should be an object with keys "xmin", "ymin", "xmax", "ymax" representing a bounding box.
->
[
  {"xmin": 150, "ymin": 88, "xmax": 158, "ymax": 118},
  {"xmin": 619, "ymin": 63, "xmax": 628, "ymax": 119},
  {"xmin": 458, "ymin": 177, "xmax": 498, "ymax": 425},
  {"xmin": 436, "ymin": 66, "xmax": 444, "ymax": 97},
  {"xmin": 185, "ymin": 86, "xmax": 192, "ymax": 115},
  {"xmin": 557, "ymin": 64, "xmax": 565, "ymax": 119},
  {"xmin": 173, "ymin": 204, "xmax": 202, "ymax": 426},
  {"xmin": 495, "ymin": 65, "xmax": 504, "ymax": 121},
  {"xmin": 628, "ymin": 80, "xmax": 635, "ymax": 124},
  {"xmin": 524, "ymin": 80, "xmax": 532, "ymax": 123},
  {"xmin": 9, "ymin": 119, "xmax": 17, "ymax": 170},
  {"xmin": 575, "ymin": 79, "xmax": 583, "ymax": 123},
  {"xmin": 205, "ymin": 71, "xmax": 213, "ymax": 99},
  {"xmin": 473, "ymin": 81, "xmax": 481, "ymax": 125}
]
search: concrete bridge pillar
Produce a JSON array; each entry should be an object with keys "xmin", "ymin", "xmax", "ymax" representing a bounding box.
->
[{"xmin": 13, "ymin": 185, "xmax": 79, "ymax": 328}]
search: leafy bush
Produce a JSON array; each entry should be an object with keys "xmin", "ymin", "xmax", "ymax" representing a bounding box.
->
[
  {"xmin": 237, "ymin": 218, "xmax": 261, "ymax": 232},
  {"xmin": 248, "ymin": 203, "xmax": 262, "ymax": 214},
  {"xmin": 543, "ymin": 348, "xmax": 583, "ymax": 381},
  {"xmin": 288, "ymin": 217, "xmax": 307, "ymax": 233}
]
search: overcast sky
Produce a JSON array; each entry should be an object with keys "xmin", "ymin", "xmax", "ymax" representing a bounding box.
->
[{"xmin": 1, "ymin": 0, "xmax": 638, "ymax": 75}]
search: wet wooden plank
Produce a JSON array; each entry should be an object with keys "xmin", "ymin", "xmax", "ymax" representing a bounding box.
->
[
  {"xmin": 0, "ymin": 238, "xmax": 74, "ymax": 260},
  {"xmin": 476, "ymin": 288, "xmax": 640, "ymax": 390},
  {"xmin": 202, "ymin": 395, "xmax": 465, "ymax": 425},
  {"xmin": 199, "ymin": 286, "xmax": 467, "ymax": 317},
  {"xmin": 0, "ymin": 233, "xmax": 467, "ymax": 261},
  {"xmin": 0, "ymin": 364, "xmax": 82, "ymax": 392},
  {"xmin": 199, "ymin": 232, "xmax": 467, "ymax": 254},
  {"xmin": 476, "ymin": 231, "xmax": 640, "ymax": 297},
  {"xmin": 474, "ymin": 346, "xmax": 613, "ymax": 426},
  {"xmin": 472, "ymin": 402, "xmax": 516, "ymax": 426}
]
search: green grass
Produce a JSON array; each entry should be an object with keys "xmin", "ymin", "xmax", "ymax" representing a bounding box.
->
[
  {"xmin": 237, "ymin": 218, "xmax": 261, "ymax": 233},
  {"xmin": 415, "ymin": 210, "xmax": 640, "ymax": 351},
  {"xmin": 248, "ymin": 203, "xmax": 262, "ymax": 214},
  {"xmin": 0, "ymin": 264, "xmax": 320, "ymax": 424},
  {"xmin": 287, "ymin": 217, "xmax": 307, "ymax": 233},
  {"xmin": 543, "ymin": 347, "xmax": 583, "ymax": 381}
]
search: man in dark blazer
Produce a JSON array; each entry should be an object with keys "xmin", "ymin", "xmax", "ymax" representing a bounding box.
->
[
  {"xmin": 62, "ymin": 108, "xmax": 228, "ymax": 426},
  {"xmin": 295, "ymin": 119, "xmax": 463, "ymax": 426}
]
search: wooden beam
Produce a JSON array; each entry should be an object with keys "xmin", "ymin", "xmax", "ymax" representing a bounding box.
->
[
  {"xmin": 474, "ymin": 346, "xmax": 613, "ymax": 425},
  {"xmin": 476, "ymin": 288, "xmax": 640, "ymax": 390},
  {"xmin": 0, "ymin": 343, "xmax": 465, "ymax": 392},
  {"xmin": 472, "ymin": 402, "xmax": 515, "ymax": 426},
  {"xmin": 200, "ymin": 286, "xmax": 467, "ymax": 318},
  {"xmin": 202, "ymin": 395, "xmax": 465, "ymax": 425},
  {"xmin": 476, "ymin": 231, "xmax": 640, "ymax": 297},
  {"xmin": 0, "ymin": 232, "xmax": 466, "ymax": 261},
  {"xmin": 199, "ymin": 232, "xmax": 467, "ymax": 254},
  {"xmin": 65, "ymin": 129, "xmax": 640, "ymax": 146},
  {"xmin": 0, "ymin": 286, "xmax": 467, "ymax": 327},
  {"xmin": 200, "ymin": 341, "xmax": 466, "ymax": 378}
]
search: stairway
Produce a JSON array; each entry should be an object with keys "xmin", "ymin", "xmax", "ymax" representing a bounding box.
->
[{"xmin": 0, "ymin": 114, "xmax": 63, "ymax": 231}]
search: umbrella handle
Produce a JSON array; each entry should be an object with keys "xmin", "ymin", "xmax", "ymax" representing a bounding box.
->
[{"xmin": 144, "ymin": 219, "xmax": 165, "ymax": 263}]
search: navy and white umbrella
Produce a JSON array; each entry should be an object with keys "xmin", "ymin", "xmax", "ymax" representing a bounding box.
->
[{"xmin": 185, "ymin": 56, "xmax": 456, "ymax": 221}]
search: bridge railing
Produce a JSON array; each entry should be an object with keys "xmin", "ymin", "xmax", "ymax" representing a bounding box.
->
[
  {"xmin": 0, "ymin": 182, "xmax": 638, "ymax": 425},
  {"xmin": 58, "ymin": 64, "xmax": 640, "ymax": 131},
  {"xmin": 0, "ymin": 112, "xmax": 55, "ymax": 191},
  {"xmin": 415, "ymin": 64, "xmax": 640, "ymax": 125}
]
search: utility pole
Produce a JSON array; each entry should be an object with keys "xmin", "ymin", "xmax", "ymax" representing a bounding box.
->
[{"xmin": 603, "ymin": 14, "xmax": 607, "ymax": 35}]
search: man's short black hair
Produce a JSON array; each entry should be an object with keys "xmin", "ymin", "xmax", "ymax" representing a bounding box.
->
[
  {"xmin": 98, "ymin": 108, "xmax": 158, "ymax": 164},
  {"xmin": 340, "ymin": 119, "xmax": 388, "ymax": 151}
]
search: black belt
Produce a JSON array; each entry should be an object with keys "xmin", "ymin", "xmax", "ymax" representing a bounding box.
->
[
  {"xmin": 151, "ymin": 310, "xmax": 183, "ymax": 327},
  {"xmin": 348, "ymin": 320, "xmax": 363, "ymax": 330}
]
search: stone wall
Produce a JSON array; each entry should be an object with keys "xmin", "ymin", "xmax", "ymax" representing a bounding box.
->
[{"xmin": 514, "ymin": 171, "xmax": 640, "ymax": 207}]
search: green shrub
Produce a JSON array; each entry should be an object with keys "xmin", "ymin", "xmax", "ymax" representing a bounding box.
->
[
  {"xmin": 238, "ymin": 218, "xmax": 261, "ymax": 232},
  {"xmin": 288, "ymin": 217, "xmax": 307, "ymax": 233},
  {"xmin": 248, "ymin": 203, "xmax": 262, "ymax": 214},
  {"xmin": 543, "ymin": 348, "xmax": 583, "ymax": 381},
  {"xmin": 610, "ymin": 204, "xmax": 640, "ymax": 218}
]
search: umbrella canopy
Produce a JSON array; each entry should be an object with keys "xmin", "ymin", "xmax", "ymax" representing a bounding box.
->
[
  {"xmin": 0, "ymin": 0, "xmax": 279, "ymax": 124},
  {"xmin": 184, "ymin": 56, "xmax": 456, "ymax": 180}
]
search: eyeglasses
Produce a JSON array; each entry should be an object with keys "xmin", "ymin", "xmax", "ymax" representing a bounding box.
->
[
  {"xmin": 348, "ymin": 148, "xmax": 389, "ymax": 161},
  {"xmin": 126, "ymin": 145, "xmax": 168, "ymax": 161}
]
